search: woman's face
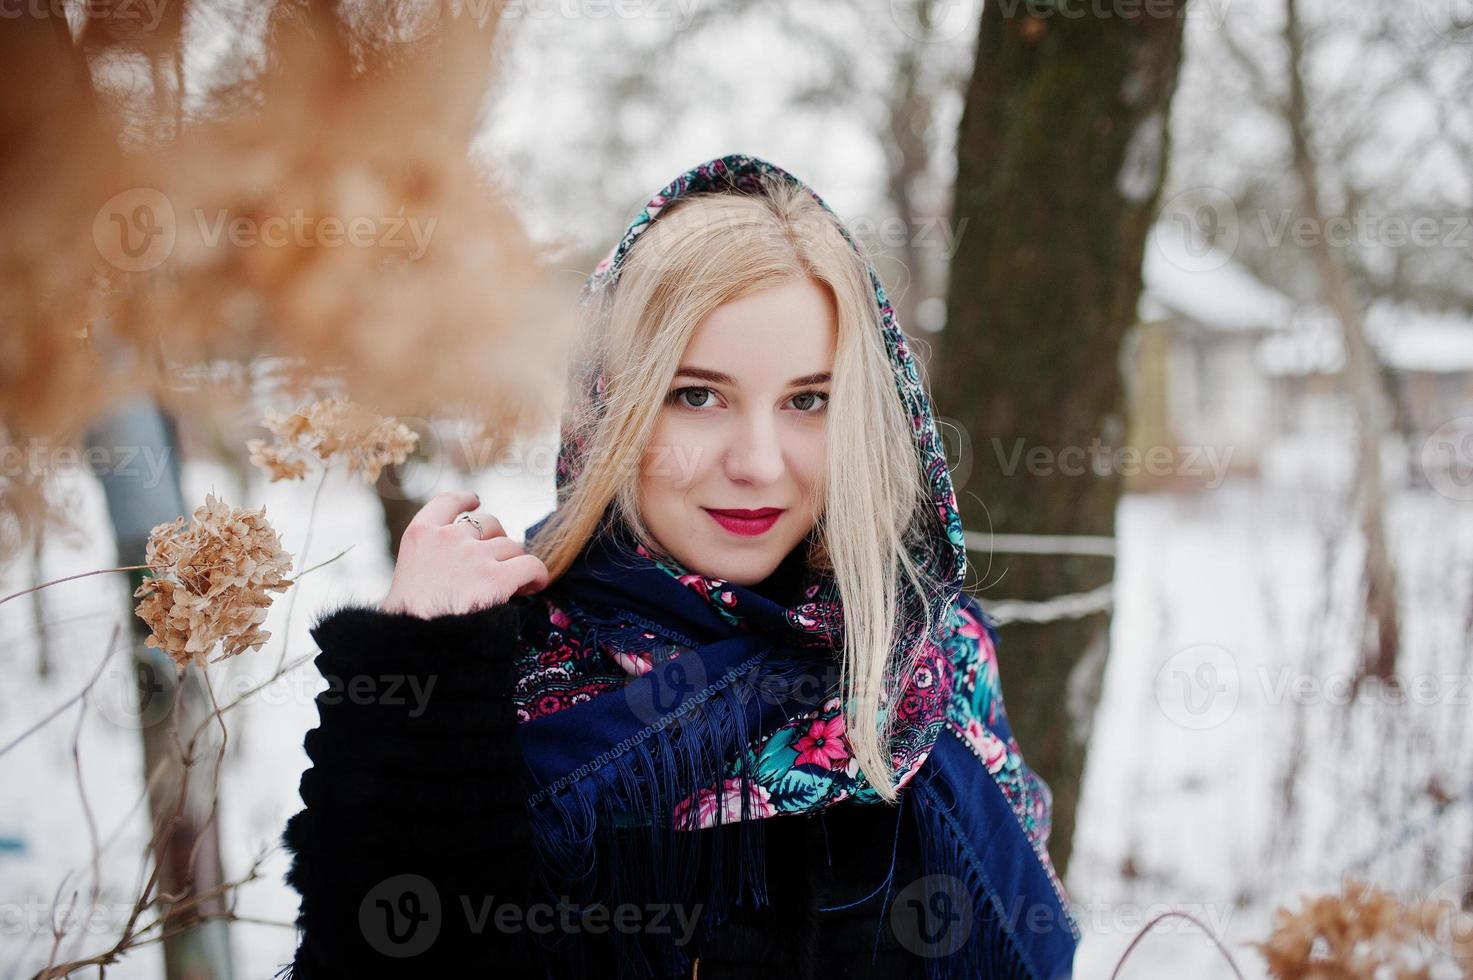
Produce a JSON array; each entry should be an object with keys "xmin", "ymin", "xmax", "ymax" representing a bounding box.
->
[{"xmin": 638, "ymin": 276, "xmax": 835, "ymax": 587}]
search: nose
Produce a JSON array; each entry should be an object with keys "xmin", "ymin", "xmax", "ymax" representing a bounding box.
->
[{"xmin": 722, "ymin": 410, "xmax": 786, "ymax": 486}]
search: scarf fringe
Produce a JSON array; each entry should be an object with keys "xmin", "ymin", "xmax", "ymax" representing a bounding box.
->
[
  {"xmin": 909, "ymin": 777, "xmax": 1042, "ymax": 980},
  {"xmin": 522, "ymin": 650, "xmax": 826, "ymax": 979},
  {"xmin": 904, "ymin": 729, "xmax": 1079, "ymax": 980}
]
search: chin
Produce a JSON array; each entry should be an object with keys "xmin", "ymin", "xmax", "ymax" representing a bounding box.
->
[
  {"xmin": 692, "ymin": 557, "xmax": 771, "ymax": 586},
  {"xmin": 686, "ymin": 541, "xmax": 784, "ymax": 586}
]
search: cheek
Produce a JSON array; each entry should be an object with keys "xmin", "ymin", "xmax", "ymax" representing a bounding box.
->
[
  {"xmin": 641, "ymin": 417, "xmax": 715, "ymax": 497},
  {"xmin": 789, "ymin": 428, "xmax": 827, "ymax": 500}
]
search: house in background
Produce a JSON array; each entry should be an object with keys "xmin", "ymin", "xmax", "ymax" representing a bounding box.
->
[
  {"xmin": 1124, "ymin": 226, "xmax": 1473, "ymax": 493},
  {"xmin": 1124, "ymin": 226, "xmax": 1295, "ymax": 491},
  {"xmin": 1258, "ymin": 301, "xmax": 1473, "ymax": 491}
]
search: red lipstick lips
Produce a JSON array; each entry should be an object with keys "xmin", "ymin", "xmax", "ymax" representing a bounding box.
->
[{"xmin": 704, "ymin": 507, "xmax": 784, "ymax": 537}]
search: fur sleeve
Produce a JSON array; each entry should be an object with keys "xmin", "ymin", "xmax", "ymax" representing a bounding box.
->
[{"xmin": 277, "ymin": 600, "xmax": 544, "ymax": 978}]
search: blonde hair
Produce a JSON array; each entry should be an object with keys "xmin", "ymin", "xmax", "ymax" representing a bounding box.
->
[{"xmin": 529, "ymin": 173, "xmax": 948, "ymax": 802}]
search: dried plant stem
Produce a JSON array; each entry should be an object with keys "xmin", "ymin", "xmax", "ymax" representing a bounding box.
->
[
  {"xmin": 0, "ymin": 565, "xmax": 151, "ymax": 607},
  {"xmin": 1108, "ymin": 910, "xmax": 1249, "ymax": 980},
  {"xmin": 273, "ymin": 466, "xmax": 330, "ymax": 676},
  {"xmin": 0, "ymin": 623, "xmax": 123, "ymax": 759}
]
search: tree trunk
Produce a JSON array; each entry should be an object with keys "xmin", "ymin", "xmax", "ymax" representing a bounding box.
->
[
  {"xmin": 1281, "ymin": 0, "xmax": 1401, "ymax": 684},
  {"xmin": 933, "ymin": 3, "xmax": 1189, "ymax": 879}
]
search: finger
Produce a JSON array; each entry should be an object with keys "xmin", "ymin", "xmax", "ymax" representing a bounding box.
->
[
  {"xmin": 481, "ymin": 536, "xmax": 525, "ymax": 561},
  {"xmin": 503, "ymin": 554, "xmax": 551, "ymax": 596},
  {"xmin": 414, "ymin": 490, "xmax": 481, "ymax": 529},
  {"xmin": 454, "ymin": 511, "xmax": 507, "ymax": 540}
]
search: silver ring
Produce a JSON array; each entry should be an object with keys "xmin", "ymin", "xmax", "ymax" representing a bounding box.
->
[{"xmin": 454, "ymin": 512, "xmax": 484, "ymax": 538}]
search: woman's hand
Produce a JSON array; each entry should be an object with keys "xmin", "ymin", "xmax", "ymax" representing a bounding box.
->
[{"xmin": 380, "ymin": 490, "xmax": 551, "ymax": 618}]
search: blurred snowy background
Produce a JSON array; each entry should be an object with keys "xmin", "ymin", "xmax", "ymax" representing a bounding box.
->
[{"xmin": 3, "ymin": 0, "xmax": 1472, "ymax": 977}]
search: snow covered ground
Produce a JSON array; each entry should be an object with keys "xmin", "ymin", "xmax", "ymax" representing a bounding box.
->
[
  {"xmin": 2, "ymin": 446, "xmax": 1470, "ymax": 978},
  {"xmin": 0, "ymin": 449, "xmax": 555, "ymax": 979},
  {"xmin": 1071, "ymin": 478, "xmax": 1473, "ymax": 977}
]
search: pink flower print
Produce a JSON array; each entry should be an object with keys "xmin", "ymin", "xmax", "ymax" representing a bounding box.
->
[
  {"xmin": 956, "ymin": 608, "xmax": 984, "ymax": 640},
  {"xmin": 549, "ymin": 603, "xmax": 572, "ymax": 629},
  {"xmin": 961, "ymin": 718, "xmax": 1009, "ymax": 774},
  {"xmin": 794, "ymin": 714, "xmax": 849, "ymax": 770},
  {"xmin": 678, "ymin": 574, "xmax": 712, "ymax": 598},
  {"xmin": 612, "ymin": 650, "xmax": 653, "ymax": 676},
  {"xmin": 672, "ymin": 778, "xmax": 774, "ymax": 831}
]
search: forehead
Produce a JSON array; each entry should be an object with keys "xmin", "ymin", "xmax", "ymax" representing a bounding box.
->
[{"xmin": 682, "ymin": 278, "xmax": 837, "ymax": 381}]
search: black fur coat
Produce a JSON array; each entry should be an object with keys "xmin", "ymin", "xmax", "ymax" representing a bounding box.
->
[{"xmin": 277, "ymin": 602, "xmax": 937, "ymax": 979}]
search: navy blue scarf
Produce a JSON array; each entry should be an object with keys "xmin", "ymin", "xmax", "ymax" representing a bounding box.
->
[{"xmin": 511, "ymin": 513, "xmax": 1080, "ymax": 979}]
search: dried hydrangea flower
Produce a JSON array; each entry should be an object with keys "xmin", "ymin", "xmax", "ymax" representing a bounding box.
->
[
  {"xmin": 246, "ymin": 396, "xmax": 418, "ymax": 483},
  {"xmin": 1252, "ymin": 876, "xmax": 1460, "ymax": 979},
  {"xmin": 133, "ymin": 493, "xmax": 294, "ymax": 670}
]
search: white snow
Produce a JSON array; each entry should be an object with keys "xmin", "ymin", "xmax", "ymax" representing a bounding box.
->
[
  {"xmin": 1140, "ymin": 225, "xmax": 1298, "ymax": 333},
  {"xmin": 0, "ymin": 446, "xmax": 556, "ymax": 979},
  {"xmin": 1258, "ymin": 301, "xmax": 1473, "ymax": 376}
]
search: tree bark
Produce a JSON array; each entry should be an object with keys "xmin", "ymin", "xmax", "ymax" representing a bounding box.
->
[{"xmin": 934, "ymin": 2, "xmax": 1189, "ymax": 879}]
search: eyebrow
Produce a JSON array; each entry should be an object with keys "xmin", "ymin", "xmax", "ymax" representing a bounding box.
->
[{"xmin": 674, "ymin": 366, "xmax": 832, "ymax": 388}]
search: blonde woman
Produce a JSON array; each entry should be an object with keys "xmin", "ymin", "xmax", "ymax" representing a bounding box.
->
[{"xmin": 279, "ymin": 154, "xmax": 1079, "ymax": 980}]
